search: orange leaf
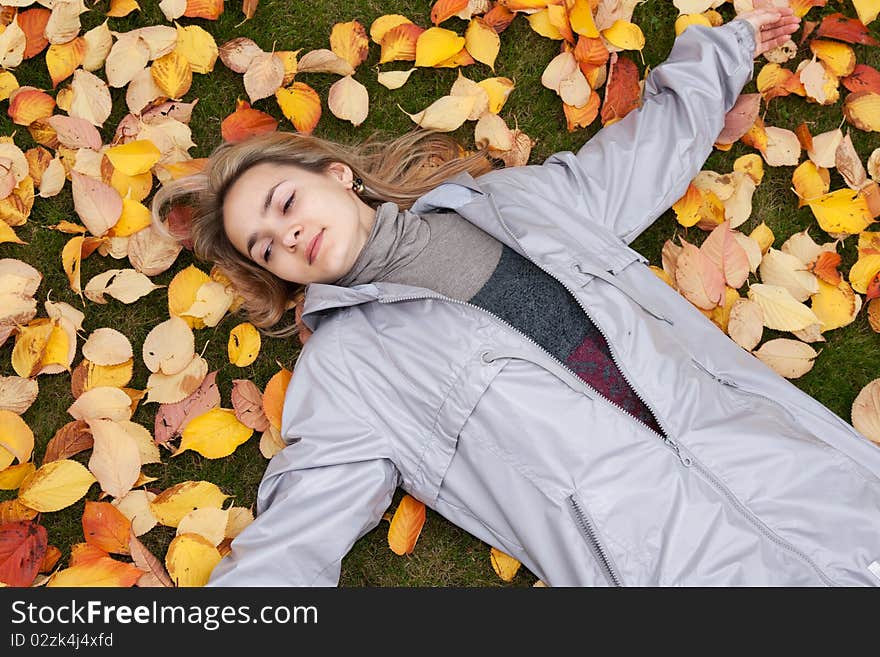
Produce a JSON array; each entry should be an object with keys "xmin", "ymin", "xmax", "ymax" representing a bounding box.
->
[
  {"xmin": 563, "ymin": 92, "xmax": 600, "ymax": 131},
  {"xmin": 18, "ymin": 8, "xmax": 50, "ymax": 60},
  {"xmin": 815, "ymin": 12, "xmax": 880, "ymax": 46},
  {"xmin": 184, "ymin": 0, "xmax": 224, "ymax": 20},
  {"xmin": 431, "ymin": 0, "xmax": 469, "ymax": 25},
  {"xmin": 39, "ymin": 545, "xmax": 61, "ymax": 573},
  {"xmin": 0, "ymin": 520, "xmax": 47, "ymax": 587},
  {"xmin": 107, "ymin": 0, "xmax": 140, "ymax": 18},
  {"xmin": 47, "ymin": 555, "xmax": 142, "ymax": 587},
  {"xmin": 601, "ymin": 53, "xmax": 641, "ymax": 126},
  {"xmin": 573, "ymin": 35, "xmax": 609, "ymax": 68},
  {"xmin": 8, "ymin": 88, "xmax": 55, "ymax": 126},
  {"xmin": 789, "ymin": 0, "xmax": 827, "ymax": 19},
  {"xmin": 262, "ymin": 367, "xmax": 292, "ymax": 430},
  {"xmin": 379, "ymin": 23, "xmax": 424, "ymax": 63},
  {"xmin": 330, "ymin": 20, "xmax": 369, "ymax": 69},
  {"xmin": 242, "ymin": 0, "xmax": 259, "ymax": 20},
  {"xmin": 808, "ymin": 250, "xmax": 842, "ymax": 285},
  {"xmin": 0, "ymin": 500, "xmax": 37, "ymax": 524},
  {"xmin": 387, "ymin": 495, "xmax": 426, "ymax": 555},
  {"xmin": 69, "ymin": 542, "xmax": 110, "ymax": 567},
  {"xmin": 82, "ymin": 501, "xmax": 132, "ymax": 555},
  {"xmin": 795, "ymin": 121, "xmax": 814, "ymax": 151},
  {"xmin": 843, "ymin": 64, "xmax": 880, "ymax": 95},
  {"xmin": 483, "ymin": 4, "xmax": 516, "ymax": 33},
  {"xmin": 741, "ymin": 115, "xmax": 768, "ymax": 154},
  {"xmin": 221, "ymin": 100, "xmax": 278, "ymax": 143}
]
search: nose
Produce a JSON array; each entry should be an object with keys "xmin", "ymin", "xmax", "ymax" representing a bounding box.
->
[{"xmin": 282, "ymin": 223, "xmax": 303, "ymax": 249}]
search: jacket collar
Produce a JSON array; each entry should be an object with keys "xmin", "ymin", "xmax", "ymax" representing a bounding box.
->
[{"xmin": 300, "ymin": 173, "xmax": 491, "ymax": 332}]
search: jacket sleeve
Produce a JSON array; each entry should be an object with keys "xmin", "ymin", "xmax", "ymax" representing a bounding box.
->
[
  {"xmin": 206, "ymin": 453, "xmax": 399, "ymax": 586},
  {"xmin": 207, "ymin": 325, "xmax": 401, "ymax": 587},
  {"xmin": 478, "ymin": 18, "xmax": 757, "ymax": 245}
]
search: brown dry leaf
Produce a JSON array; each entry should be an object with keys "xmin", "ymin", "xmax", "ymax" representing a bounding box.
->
[
  {"xmin": 43, "ymin": 420, "xmax": 93, "ymax": 463},
  {"xmin": 113, "ymin": 490, "xmax": 158, "ymax": 536},
  {"xmin": 674, "ymin": 240, "xmax": 725, "ymax": 310},
  {"xmin": 258, "ymin": 423, "xmax": 284, "ymax": 459},
  {"xmin": 752, "ymin": 338, "xmax": 818, "ymax": 379},
  {"xmin": 87, "ymin": 419, "xmax": 142, "ymax": 499},
  {"xmin": 852, "ymin": 378, "xmax": 880, "ymax": 444},
  {"xmin": 243, "ymin": 51, "xmax": 284, "ymax": 104},
  {"xmin": 153, "ymin": 370, "xmax": 220, "ymax": 445},
  {"xmin": 328, "ymin": 75, "xmax": 369, "ymax": 127},
  {"xmin": 127, "ymin": 225, "xmax": 182, "ymax": 276},
  {"xmin": 146, "ymin": 354, "xmax": 208, "ymax": 405},
  {"xmin": 296, "ymin": 48, "xmax": 355, "ymax": 75},
  {"xmin": 0, "ymin": 376, "xmax": 38, "ymax": 415},
  {"xmin": 727, "ymin": 298, "xmax": 764, "ymax": 351},
  {"xmin": 68, "ymin": 386, "xmax": 134, "ymax": 423},
  {"xmin": 218, "ymin": 36, "xmax": 263, "ymax": 73},
  {"xmin": 231, "ymin": 379, "xmax": 270, "ymax": 432},
  {"xmin": 129, "ymin": 529, "xmax": 173, "ymax": 587},
  {"xmin": 142, "ymin": 316, "xmax": 195, "ymax": 376}
]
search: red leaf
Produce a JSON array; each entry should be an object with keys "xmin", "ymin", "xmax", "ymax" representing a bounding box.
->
[
  {"xmin": 165, "ymin": 203, "xmax": 195, "ymax": 250},
  {"xmin": 842, "ymin": 64, "xmax": 880, "ymax": 95},
  {"xmin": 154, "ymin": 370, "xmax": 221, "ymax": 445},
  {"xmin": 601, "ymin": 53, "xmax": 641, "ymax": 127},
  {"xmin": 231, "ymin": 379, "xmax": 270, "ymax": 432},
  {"xmin": 0, "ymin": 521, "xmax": 48, "ymax": 587},
  {"xmin": 815, "ymin": 12, "xmax": 880, "ymax": 46}
]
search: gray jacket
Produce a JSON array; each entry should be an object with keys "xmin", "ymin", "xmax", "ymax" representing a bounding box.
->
[{"xmin": 208, "ymin": 20, "xmax": 880, "ymax": 586}]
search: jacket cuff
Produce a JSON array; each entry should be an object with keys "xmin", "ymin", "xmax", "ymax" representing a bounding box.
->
[{"xmin": 726, "ymin": 17, "xmax": 758, "ymax": 67}]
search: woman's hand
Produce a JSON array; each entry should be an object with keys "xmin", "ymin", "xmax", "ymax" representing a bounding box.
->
[{"xmin": 737, "ymin": 6, "xmax": 802, "ymax": 57}]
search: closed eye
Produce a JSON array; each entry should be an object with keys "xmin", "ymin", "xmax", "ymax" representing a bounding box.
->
[
  {"xmin": 283, "ymin": 193, "xmax": 295, "ymax": 214},
  {"xmin": 263, "ymin": 241, "xmax": 272, "ymax": 262}
]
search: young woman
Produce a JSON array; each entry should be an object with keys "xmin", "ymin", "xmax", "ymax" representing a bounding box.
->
[{"xmin": 154, "ymin": 8, "xmax": 880, "ymax": 586}]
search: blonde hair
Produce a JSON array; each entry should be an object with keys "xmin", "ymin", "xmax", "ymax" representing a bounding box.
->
[{"xmin": 151, "ymin": 129, "xmax": 495, "ymax": 337}]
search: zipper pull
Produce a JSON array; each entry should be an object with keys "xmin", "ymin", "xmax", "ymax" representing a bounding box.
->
[{"xmin": 664, "ymin": 436, "xmax": 693, "ymax": 467}]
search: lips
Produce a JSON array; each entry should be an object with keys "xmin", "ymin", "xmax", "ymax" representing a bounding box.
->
[{"xmin": 306, "ymin": 229, "xmax": 324, "ymax": 265}]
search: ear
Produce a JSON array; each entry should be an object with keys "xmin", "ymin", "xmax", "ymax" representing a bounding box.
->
[{"xmin": 326, "ymin": 161, "xmax": 353, "ymax": 186}]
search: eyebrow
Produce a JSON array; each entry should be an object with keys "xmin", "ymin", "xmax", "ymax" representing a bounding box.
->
[{"xmin": 247, "ymin": 181, "xmax": 283, "ymax": 258}]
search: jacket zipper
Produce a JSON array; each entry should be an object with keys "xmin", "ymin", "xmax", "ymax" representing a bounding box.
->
[{"xmin": 568, "ymin": 494, "xmax": 623, "ymax": 586}]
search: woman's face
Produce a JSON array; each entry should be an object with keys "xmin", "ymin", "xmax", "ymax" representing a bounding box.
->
[{"xmin": 222, "ymin": 160, "xmax": 376, "ymax": 285}]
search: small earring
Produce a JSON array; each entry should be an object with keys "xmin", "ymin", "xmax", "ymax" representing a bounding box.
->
[{"xmin": 351, "ymin": 177, "xmax": 364, "ymax": 194}]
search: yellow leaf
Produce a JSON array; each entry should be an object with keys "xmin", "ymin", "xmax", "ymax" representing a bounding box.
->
[
  {"xmin": 526, "ymin": 9, "xmax": 564, "ymax": 40},
  {"xmin": 40, "ymin": 321, "xmax": 70, "ymax": 372},
  {"xmin": 674, "ymin": 13, "xmax": 712, "ymax": 36},
  {"xmin": 228, "ymin": 322, "xmax": 261, "ymax": 367},
  {"xmin": 166, "ymin": 533, "xmax": 222, "ymax": 587},
  {"xmin": 848, "ymin": 254, "xmax": 880, "ymax": 294},
  {"xmin": 105, "ymin": 140, "xmax": 161, "ymax": 177},
  {"xmin": 402, "ymin": 95, "xmax": 476, "ymax": 131},
  {"xmin": 11, "ymin": 320, "xmax": 53, "ymax": 378},
  {"xmin": 168, "ymin": 264, "xmax": 211, "ymax": 329},
  {"xmin": 0, "ymin": 70, "xmax": 18, "ymax": 102},
  {"xmin": 151, "ymin": 49, "xmax": 192, "ymax": 99},
  {"xmin": 477, "ymin": 77, "xmax": 514, "ymax": 114},
  {"xmin": 807, "ymin": 188, "xmax": 874, "ymax": 235},
  {"xmin": 0, "ymin": 410, "xmax": 34, "ymax": 469},
  {"xmin": 275, "ymin": 82, "xmax": 321, "ymax": 135},
  {"xmin": 47, "ymin": 556, "xmax": 142, "ymax": 587},
  {"xmin": 733, "ymin": 153, "xmax": 764, "ymax": 186},
  {"xmin": 177, "ymin": 408, "xmax": 253, "ymax": 459},
  {"xmin": 810, "ymin": 39, "xmax": 856, "ymax": 78},
  {"xmin": 415, "ymin": 27, "xmax": 465, "ymax": 67},
  {"xmin": 370, "ymin": 14, "xmax": 413, "ymax": 43},
  {"xmin": 747, "ymin": 283, "xmax": 821, "ymax": 331},
  {"xmin": 330, "ymin": 20, "xmax": 369, "ymax": 69},
  {"xmin": 387, "ymin": 494, "xmax": 426, "ymax": 555},
  {"xmin": 110, "ymin": 168, "xmax": 152, "ymax": 202},
  {"xmin": 18, "ymin": 459, "xmax": 96, "ymax": 512},
  {"xmin": 0, "ymin": 461, "xmax": 35, "ymax": 490},
  {"xmin": 810, "ymin": 278, "xmax": 859, "ymax": 331},
  {"xmin": 108, "ymin": 0, "xmax": 140, "ymax": 18},
  {"xmin": 177, "ymin": 507, "xmax": 229, "ymax": 546},
  {"xmin": 0, "ymin": 221, "xmax": 24, "ymax": 245},
  {"xmin": 749, "ymin": 222, "xmax": 775, "ymax": 254},
  {"xmin": 84, "ymin": 359, "xmax": 134, "ymax": 391},
  {"xmin": 490, "ymin": 546, "xmax": 521, "ymax": 582},
  {"xmin": 792, "ymin": 160, "xmax": 830, "ymax": 207},
  {"xmin": 183, "ymin": 280, "xmax": 233, "ymax": 327},
  {"xmin": 853, "ymin": 0, "xmax": 879, "ymax": 28},
  {"xmin": 150, "ymin": 480, "xmax": 229, "ymax": 528},
  {"xmin": 464, "ymin": 18, "xmax": 500, "ymax": 70},
  {"xmin": 569, "ymin": 0, "xmax": 599, "ymax": 37},
  {"xmin": 45, "ymin": 37, "xmax": 86, "ymax": 88},
  {"xmin": 174, "ymin": 23, "xmax": 218, "ymax": 74},
  {"xmin": 673, "ymin": 183, "xmax": 702, "ymax": 228},
  {"xmin": 601, "ymin": 20, "xmax": 645, "ymax": 51},
  {"xmin": 61, "ymin": 235, "xmax": 85, "ymax": 296},
  {"xmin": 109, "ymin": 197, "xmax": 152, "ymax": 237}
]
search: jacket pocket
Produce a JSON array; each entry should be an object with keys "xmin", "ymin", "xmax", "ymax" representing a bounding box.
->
[
  {"xmin": 567, "ymin": 492, "xmax": 624, "ymax": 586},
  {"xmin": 409, "ymin": 347, "xmax": 510, "ymax": 504}
]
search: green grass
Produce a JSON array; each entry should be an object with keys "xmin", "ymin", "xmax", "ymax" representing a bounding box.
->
[{"xmin": 1, "ymin": 0, "xmax": 878, "ymax": 587}]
